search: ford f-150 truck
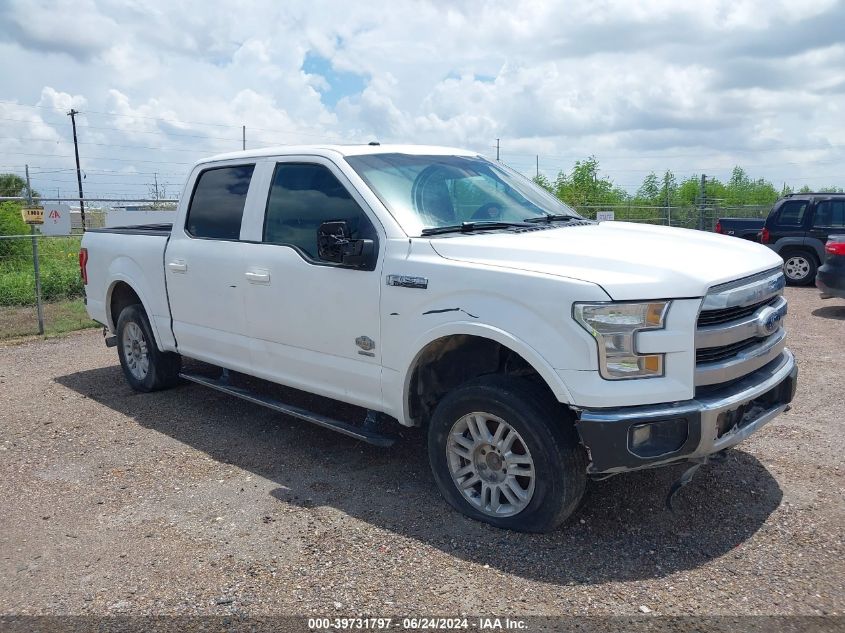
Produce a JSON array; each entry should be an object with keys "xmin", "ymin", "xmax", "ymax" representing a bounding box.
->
[{"xmin": 80, "ymin": 144, "xmax": 797, "ymax": 532}]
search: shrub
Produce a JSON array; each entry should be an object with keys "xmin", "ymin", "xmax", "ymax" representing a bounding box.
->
[{"xmin": 0, "ymin": 201, "xmax": 29, "ymax": 260}]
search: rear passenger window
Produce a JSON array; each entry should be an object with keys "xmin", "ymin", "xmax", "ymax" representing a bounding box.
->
[
  {"xmin": 263, "ymin": 163, "xmax": 377, "ymax": 260},
  {"xmin": 813, "ymin": 200, "xmax": 845, "ymax": 227},
  {"xmin": 776, "ymin": 200, "xmax": 808, "ymax": 226},
  {"xmin": 186, "ymin": 165, "xmax": 255, "ymax": 239}
]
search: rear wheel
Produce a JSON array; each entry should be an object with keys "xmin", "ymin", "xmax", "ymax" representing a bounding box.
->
[
  {"xmin": 116, "ymin": 304, "xmax": 181, "ymax": 392},
  {"xmin": 782, "ymin": 250, "xmax": 818, "ymax": 286},
  {"xmin": 427, "ymin": 375, "xmax": 587, "ymax": 532}
]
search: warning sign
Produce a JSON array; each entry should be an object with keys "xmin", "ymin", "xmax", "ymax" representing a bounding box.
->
[
  {"xmin": 21, "ymin": 206, "xmax": 44, "ymax": 224},
  {"xmin": 39, "ymin": 204, "xmax": 72, "ymax": 236}
]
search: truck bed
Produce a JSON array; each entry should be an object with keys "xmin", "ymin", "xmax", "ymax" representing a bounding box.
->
[
  {"xmin": 81, "ymin": 224, "xmax": 176, "ymax": 351},
  {"xmin": 87, "ymin": 223, "xmax": 173, "ymax": 236}
]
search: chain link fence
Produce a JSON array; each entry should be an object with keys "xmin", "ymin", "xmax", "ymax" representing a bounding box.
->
[
  {"xmin": 0, "ymin": 233, "xmax": 93, "ymax": 339},
  {"xmin": 572, "ymin": 203, "xmax": 770, "ymax": 231},
  {"xmin": 0, "ymin": 195, "xmax": 178, "ymax": 340}
]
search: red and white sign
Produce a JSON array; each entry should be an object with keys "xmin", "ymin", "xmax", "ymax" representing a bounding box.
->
[{"xmin": 39, "ymin": 204, "xmax": 72, "ymax": 236}]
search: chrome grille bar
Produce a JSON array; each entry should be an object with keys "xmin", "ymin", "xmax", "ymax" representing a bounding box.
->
[
  {"xmin": 700, "ymin": 268, "xmax": 785, "ymax": 311},
  {"xmin": 696, "ymin": 267, "xmax": 787, "ymax": 387}
]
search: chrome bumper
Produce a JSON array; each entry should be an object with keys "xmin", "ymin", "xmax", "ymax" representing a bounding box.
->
[{"xmin": 576, "ymin": 349, "xmax": 798, "ymax": 474}]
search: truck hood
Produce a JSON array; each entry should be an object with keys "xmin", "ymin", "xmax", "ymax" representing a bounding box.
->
[{"xmin": 428, "ymin": 221, "xmax": 784, "ymax": 300}]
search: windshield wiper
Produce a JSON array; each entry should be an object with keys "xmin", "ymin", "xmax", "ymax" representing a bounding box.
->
[
  {"xmin": 421, "ymin": 221, "xmax": 531, "ymax": 236},
  {"xmin": 524, "ymin": 214, "xmax": 578, "ymax": 224}
]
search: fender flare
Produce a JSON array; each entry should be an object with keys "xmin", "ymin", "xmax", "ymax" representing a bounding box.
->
[{"xmin": 399, "ymin": 321, "xmax": 574, "ymax": 424}]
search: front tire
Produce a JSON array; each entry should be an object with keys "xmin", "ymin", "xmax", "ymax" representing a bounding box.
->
[
  {"xmin": 116, "ymin": 304, "xmax": 181, "ymax": 392},
  {"xmin": 427, "ymin": 375, "xmax": 587, "ymax": 532},
  {"xmin": 782, "ymin": 250, "xmax": 818, "ymax": 286}
]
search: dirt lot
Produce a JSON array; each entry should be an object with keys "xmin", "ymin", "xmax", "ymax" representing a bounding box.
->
[{"xmin": 1, "ymin": 287, "xmax": 843, "ymax": 617}]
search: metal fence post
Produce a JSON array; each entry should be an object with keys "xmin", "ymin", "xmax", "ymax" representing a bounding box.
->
[
  {"xmin": 30, "ymin": 226, "xmax": 44, "ymax": 335},
  {"xmin": 25, "ymin": 165, "xmax": 45, "ymax": 335}
]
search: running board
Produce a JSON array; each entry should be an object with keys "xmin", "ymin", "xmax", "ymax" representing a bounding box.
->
[{"xmin": 178, "ymin": 372, "xmax": 395, "ymax": 447}]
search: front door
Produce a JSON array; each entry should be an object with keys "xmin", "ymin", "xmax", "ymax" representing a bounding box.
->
[
  {"xmin": 165, "ymin": 163, "xmax": 257, "ymax": 371},
  {"xmin": 239, "ymin": 159, "xmax": 384, "ymax": 410}
]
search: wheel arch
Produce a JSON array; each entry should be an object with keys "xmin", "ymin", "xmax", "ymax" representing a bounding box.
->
[
  {"xmin": 400, "ymin": 323, "xmax": 574, "ymax": 427},
  {"xmin": 781, "ymin": 244, "xmax": 820, "ymax": 263},
  {"xmin": 106, "ymin": 277, "xmax": 166, "ymax": 350}
]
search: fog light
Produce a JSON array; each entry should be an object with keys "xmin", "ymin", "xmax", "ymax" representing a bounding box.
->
[
  {"xmin": 631, "ymin": 424, "xmax": 652, "ymax": 447},
  {"xmin": 628, "ymin": 418, "xmax": 689, "ymax": 458}
]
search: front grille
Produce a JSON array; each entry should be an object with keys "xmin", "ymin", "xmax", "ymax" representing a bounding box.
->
[
  {"xmin": 697, "ymin": 296, "xmax": 778, "ymax": 327},
  {"xmin": 695, "ymin": 268, "xmax": 787, "ymax": 387},
  {"xmin": 696, "ymin": 337, "xmax": 764, "ymax": 364}
]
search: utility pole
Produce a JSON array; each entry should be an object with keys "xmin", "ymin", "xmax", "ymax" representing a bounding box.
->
[
  {"xmin": 496, "ymin": 138, "xmax": 500, "ymax": 161},
  {"xmin": 67, "ymin": 109, "xmax": 86, "ymax": 231},
  {"xmin": 536, "ymin": 155, "xmax": 539, "ymax": 178},
  {"xmin": 664, "ymin": 171, "xmax": 671, "ymax": 226},
  {"xmin": 25, "ymin": 165, "xmax": 44, "ymax": 335},
  {"xmin": 154, "ymin": 172, "xmax": 159, "ymax": 201},
  {"xmin": 698, "ymin": 174, "xmax": 707, "ymax": 231},
  {"xmin": 242, "ymin": 125, "xmax": 246, "ymax": 151}
]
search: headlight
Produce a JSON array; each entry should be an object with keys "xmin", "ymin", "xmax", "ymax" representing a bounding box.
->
[{"xmin": 573, "ymin": 301, "xmax": 670, "ymax": 380}]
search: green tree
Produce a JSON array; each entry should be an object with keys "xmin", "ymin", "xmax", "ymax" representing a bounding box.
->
[
  {"xmin": 676, "ymin": 176, "xmax": 701, "ymax": 206},
  {"xmin": 661, "ymin": 170, "xmax": 678, "ymax": 206},
  {"xmin": 552, "ymin": 156, "xmax": 628, "ymax": 207},
  {"xmin": 635, "ymin": 172, "xmax": 661, "ymax": 204},
  {"xmin": 0, "ymin": 173, "xmax": 27, "ymax": 197},
  {"xmin": 532, "ymin": 173, "xmax": 553, "ymax": 193},
  {"xmin": 0, "ymin": 173, "xmax": 39, "ymax": 200}
]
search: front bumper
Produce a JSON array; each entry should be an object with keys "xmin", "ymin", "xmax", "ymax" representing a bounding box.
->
[{"xmin": 575, "ymin": 349, "xmax": 797, "ymax": 474}]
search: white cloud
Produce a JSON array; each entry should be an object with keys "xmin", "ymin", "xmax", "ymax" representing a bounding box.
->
[{"xmin": 0, "ymin": 0, "xmax": 843, "ymax": 197}]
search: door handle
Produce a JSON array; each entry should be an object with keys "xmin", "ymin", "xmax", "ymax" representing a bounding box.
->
[
  {"xmin": 168, "ymin": 259, "xmax": 187, "ymax": 273},
  {"xmin": 245, "ymin": 269, "xmax": 270, "ymax": 284}
]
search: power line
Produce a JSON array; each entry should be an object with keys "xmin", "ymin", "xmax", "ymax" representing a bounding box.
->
[
  {"xmin": 0, "ymin": 151, "xmax": 194, "ymax": 165},
  {"xmin": 0, "ymin": 136, "xmax": 226, "ymax": 154},
  {"xmin": 0, "ymin": 100, "xmax": 355, "ymax": 140}
]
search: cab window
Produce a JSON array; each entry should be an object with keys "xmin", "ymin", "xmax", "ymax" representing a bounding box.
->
[
  {"xmin": 263, "ymin": 163, "xmax": 377, "ymax": 261},
  {"xmin": 185, "ymin": 165, "xmax": 255, "ymax": 239}
]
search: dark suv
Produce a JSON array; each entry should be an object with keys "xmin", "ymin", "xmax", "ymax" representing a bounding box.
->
[{"xmin": 760, "ymin": 193, "xmax": 845, "ymax": 285}]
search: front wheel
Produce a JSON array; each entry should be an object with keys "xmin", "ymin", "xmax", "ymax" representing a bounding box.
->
[
  {"xmin": 427, "ymin": 375, "xmax": 587, "ymax": 532},
  {"xmin": 116, "ymin": 304, "xmax": 181, "ymax": 392}
]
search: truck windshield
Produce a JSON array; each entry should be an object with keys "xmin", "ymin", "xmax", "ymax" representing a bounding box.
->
[{"xmin": 345, "ymin": 153, "xmax": 580, "ymax": 236}]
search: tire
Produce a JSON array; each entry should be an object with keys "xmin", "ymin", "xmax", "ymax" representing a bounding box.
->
[
  {"xmin": 427, "ymin": 375, "xmax": 587, "ymax": 533},
  {"xmin": 782, "ymin": 250, "xmax": 818, "ymax": 286},
  {"xmin": 116, "ymin": 304, "xmax": 181, "ymax": 392}
]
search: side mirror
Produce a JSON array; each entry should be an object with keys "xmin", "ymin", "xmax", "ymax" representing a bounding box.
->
[{"xmin": 317, "ymin": 221, "xmax": 374, "ymax": 268}]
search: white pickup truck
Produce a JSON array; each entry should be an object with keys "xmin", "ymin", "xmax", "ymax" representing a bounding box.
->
[{"xmin": 80, "ymin": 144, "xmax": 797, "ymax": 532}]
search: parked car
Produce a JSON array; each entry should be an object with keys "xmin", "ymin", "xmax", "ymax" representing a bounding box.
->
[
  {"xmin": 714, "ymin": 217, "xmax": 764, "ymax": 241},
  {"xmin": 717, "ymin": 193, "xmax": 845, "ymax": 285},
  {"xmin": 817, "ymin": 235, "xmax": 845, "ymax": 299},
  {"xmin": 761, "ymin": 193, "xmax": 845, "ymax": 285},
  {"xmin": 79, "ymin": 144, "xmax": 797, "ymax": 532}
]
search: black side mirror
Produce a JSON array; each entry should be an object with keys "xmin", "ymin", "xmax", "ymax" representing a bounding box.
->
[{"xmin": 318, "ymin": 221, "xmax": 374, "ymax": 268}]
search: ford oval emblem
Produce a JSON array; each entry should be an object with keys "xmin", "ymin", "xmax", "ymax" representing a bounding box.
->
[
  {"xmin": 756, "ymin": 305, "xmax": 786, "ymax": 336},
  {"xmin": 764, "ymin": 312, "xmax": 781, "ymax": 332}
]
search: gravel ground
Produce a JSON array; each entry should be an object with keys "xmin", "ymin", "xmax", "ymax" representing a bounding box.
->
[{"xmin": 0, "ymin": 287, "xmax": 843, "ymax": 617}]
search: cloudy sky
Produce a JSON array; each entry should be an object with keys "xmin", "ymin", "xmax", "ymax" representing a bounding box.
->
[{"xmin": 1, "ymin": 0, "xmax": 843, "ymax": 201}]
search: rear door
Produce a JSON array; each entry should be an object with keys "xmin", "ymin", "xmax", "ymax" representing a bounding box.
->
[
  {"xmin": 808, "ymin": 198, "xmax": 845, "ymax": 255},
  {"xmin": 238, "ymin": 157, "xmax": 385, "ymax": 410},
  {"xmin": 164, "ymin": 162, "xmax": 259, "ymax": 370}
]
